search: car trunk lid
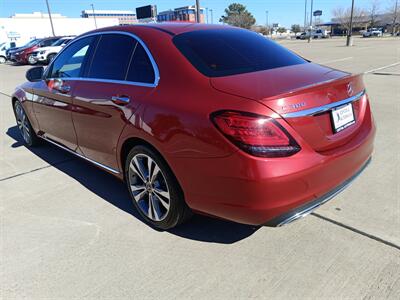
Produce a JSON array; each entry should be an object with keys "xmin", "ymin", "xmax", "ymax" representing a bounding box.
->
[{"xmin": 210, "ymin": 63, "xmax": 367, "ymax": 152}]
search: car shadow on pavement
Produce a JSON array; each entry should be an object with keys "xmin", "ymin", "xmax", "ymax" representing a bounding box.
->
[{"xmin": 6, "ymin": 126, "xmax": 260, "ymax": 244}]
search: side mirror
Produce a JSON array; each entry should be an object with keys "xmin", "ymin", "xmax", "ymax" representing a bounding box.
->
[{"xmin": 26, "ymin": 66, "xmax": 44, "ymax": 82}]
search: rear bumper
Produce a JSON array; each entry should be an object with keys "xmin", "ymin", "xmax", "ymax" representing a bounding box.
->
[
  {"xmin": 264, "ymin": 157, "xmax": 371, "ymax": 226},
  {"xmin": 171, "ymin": 110, "xmax": 375, "ymax": 226}
]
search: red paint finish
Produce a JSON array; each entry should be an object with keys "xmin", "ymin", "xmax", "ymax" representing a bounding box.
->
[{"xmin": 13, "ymin": 24, "xmax": 376, "ymax": 225}]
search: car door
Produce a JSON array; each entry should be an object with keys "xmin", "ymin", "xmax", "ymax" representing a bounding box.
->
[
  {"xmin": 72, "ymin": 32, "xmax": 158, "ymax": 171},
  {"xmin": 32, "ymin": 36, "xmax": 96, "ymax": 150}
]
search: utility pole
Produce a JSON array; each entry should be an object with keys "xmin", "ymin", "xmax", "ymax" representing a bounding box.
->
[
  {"xmin": 210, "ymin": 9, "xmax": 213, "ymax": 24},
  {"xmin": 346, "ymin": 0, "xmax": 355, "ymax": 46},
  {"xmin": 392, "ymin": 0, "xmax": 398, "ymax": 35},
  {"xmin": 45, "ymin": 0, "xmax": 55, "ymax": 36},
  {"xmin": 304, "ymin": 0, "xmax": 307, "ymax": 29},
  {"xmin": 308, "ymin": 0, "xmax": 313, "ymax": 43},
  {"xmin": 91, "ymin": 4, "xmax": 97, "ymax": 29},
  {"xmin": 206, "ymin": 7, "xmax": 209, "ymax": 24},
  {"xmin": 195, "ymin": 0, "xmax": 201, "ymax": 23}
]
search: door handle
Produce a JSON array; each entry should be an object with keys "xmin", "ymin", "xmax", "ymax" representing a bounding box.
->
[{"xmin": 111, "ymin": 95, "xmax": 130, "ymax": 105}]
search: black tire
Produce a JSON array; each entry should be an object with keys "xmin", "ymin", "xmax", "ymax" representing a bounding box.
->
[
  {"xmin": 125, "ymin": 145, "xmax": 192, "ymax": 230},
  {"xmin": 47, "ymin": 53, "xmax": 56, "ymax": 64},
  {"xmin": 13, "ymin": 101, "xmax": 40, "ymax": 147}
]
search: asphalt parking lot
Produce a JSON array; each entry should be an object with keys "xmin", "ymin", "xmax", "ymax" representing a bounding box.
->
[{"xmin": 1, "ymin": 36, "xmax": 399, "ymax": 299}]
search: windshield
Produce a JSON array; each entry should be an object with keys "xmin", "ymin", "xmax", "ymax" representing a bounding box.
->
[
  {"xmin": 51, "ymin": 38, "xmax": 68, "ymax": 46},
  {"xmin": 23, "ymin": 39, "xmax": 40, "ymax": 48},
  {"xmin": 173, "ymin": 29, "xmax": 307, "ymax": 77}
]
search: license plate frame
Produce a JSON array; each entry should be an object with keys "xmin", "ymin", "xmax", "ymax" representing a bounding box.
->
[{"xmin": 330, "ymin": 103, "xmax": 355, "ymax": 133}]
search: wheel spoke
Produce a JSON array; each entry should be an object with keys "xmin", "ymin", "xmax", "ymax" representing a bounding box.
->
[
  {"xmin": 154, "ymin": 188, "xmax": 170, "ymax": 200},
  {"xmin": 131, "ymin": 184, "xmax": 146, "ymax": 192},
  {"xmin": 130, "ymin": 160, "xmax": 146, "ymax": 183},
  {"xmin": 150, "ymin": 194, "xmax": 161, "ymax": 221},
  {"xmin": 133, "ymin": 189, "xmax": 147, "ymax": 202},
  {"xmin": 147, "ymin": 195, "xmax": 154, "ymax": 219},
  {"xmin": 153, "ymin": 192, "xmax": 170, "ymax": 210},
  {"xmin": 147, "ymin": 157, "xmax": 153, "ymax": 179},
  {"xmin": 150, "ymin": 164, "xmax": 160, "ymax": 184}
]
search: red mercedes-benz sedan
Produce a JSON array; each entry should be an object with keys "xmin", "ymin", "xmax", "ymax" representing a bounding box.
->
[{"xmin": 12, "ymin": 24, "xmax": 375, "ymax": 229}]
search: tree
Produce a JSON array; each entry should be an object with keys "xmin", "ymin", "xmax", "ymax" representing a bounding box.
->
[
  {"xmin": 220, "ymin": 3, "xmax": 256, "ymax": 29},
  {"xmin": 332, "ymin": 6, "xmax": 366, "ymax": 33},
  {"xmin": 291, "ymin": 24, "xmax": 301, "ymax": 34},
  {"xmin": 387, "ymin": 0, "xmax": 399, "ymax": 35},
  {"xmin": 367, "ymin": 0, "xmax": 380, "ymax": 28},
  {"xmin": 277, "ymin": 27, "xmax": 286, "ymax": 33}
]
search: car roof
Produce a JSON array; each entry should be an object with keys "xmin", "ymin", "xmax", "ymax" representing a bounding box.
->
[{"xmin": 90, "ymin": 23, "xmax": 233, "ymax": 37}]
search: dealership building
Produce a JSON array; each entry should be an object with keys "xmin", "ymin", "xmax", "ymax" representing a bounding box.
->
[
  {"xmin": 157, "ymin": 5, "xmax": 205, "ymax": 23},
  {"xmin": 0, "ymin": 12, "xmax": 118, "ymax": 46},
  {"xmin": 81, "ymin": 10, "xmax": 138, "ymax": 25}
]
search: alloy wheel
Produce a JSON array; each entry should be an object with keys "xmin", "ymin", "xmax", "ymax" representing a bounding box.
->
[
  {"xmin": 28, "ymin": 55, "xmax": 36, "ymax": 65},
  {"xmin": 15, "ymin": 103, "xmax": 31, "ymax": 144},
  {"xmin": 128, "ymin": 153, "xmax": 170, "ymax": 221},
  {"xmin": 0, "ymin": 56, "xmax": 6, "ymax": 64}
]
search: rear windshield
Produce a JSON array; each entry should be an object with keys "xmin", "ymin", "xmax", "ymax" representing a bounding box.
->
[{"xmin": 173, "ymin": 29, "xmax": 307, "ymax": 77}]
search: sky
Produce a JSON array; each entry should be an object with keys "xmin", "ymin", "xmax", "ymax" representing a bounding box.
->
[{"xmin": 0, "ymin": 0, "xmax": 387, "ymax": 28}]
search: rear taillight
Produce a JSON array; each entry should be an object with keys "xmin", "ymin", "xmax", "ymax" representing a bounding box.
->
[{"xmin": 212, "ymin": 111, "xmax": 300, "ymax": 157}]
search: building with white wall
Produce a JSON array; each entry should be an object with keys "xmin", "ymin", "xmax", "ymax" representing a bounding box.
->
[{"xmin": 0, "ymin": 14, "xmax": 119, "ymax": 45}]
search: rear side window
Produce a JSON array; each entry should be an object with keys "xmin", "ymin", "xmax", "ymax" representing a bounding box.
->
[
  {"xmin": 88, "ymin": 34, "xmax": 137, "ymax": 80},
  {"xmin": 173, "ymin": 29, "xmax": 307, "ymax": 77},
  {"xmin": 126, "ymin": 42, "xmax": 155, "ymax": 84}
]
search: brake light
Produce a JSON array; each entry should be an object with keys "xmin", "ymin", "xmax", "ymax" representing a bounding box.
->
[{"xmin": 212, "ymin": 111, "xmax": 300, "ymax": 157}]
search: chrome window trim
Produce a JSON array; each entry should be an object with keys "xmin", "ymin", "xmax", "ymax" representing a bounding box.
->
[
  {"xmin": 39, "ymin": 135, "xmax": 120, "ymax": 174},
  {"xmin": 44, "ymin": 30, "xmax": 160, "ymax": 87},
  {"xmin": 281, "ymin": 90, "xmax": 365, "ymax": 118}
]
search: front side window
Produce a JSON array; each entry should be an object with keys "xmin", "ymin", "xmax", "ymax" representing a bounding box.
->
[
  {"xmin": 88, "ymin": 34, "xmax": 137, "ymax": 81},
  {"xmin": 49, "ymin": 36, "xmax": 94, "ymax": 78},
  {"xmin": 173, "ymin": 29, "xmax": 307, "ymax": 77},
  {"xmin": 41, "ymin": 38, "xmax": 59, "ymax": 47}
]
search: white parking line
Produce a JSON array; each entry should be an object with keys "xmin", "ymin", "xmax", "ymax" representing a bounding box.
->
[
  {"xmin": 364, "ymin": 62, "xmax": 400, "ymax": 74},
  {"xmin": 319, "ymin": 57, "xmax": 353, "ymax": 64}
]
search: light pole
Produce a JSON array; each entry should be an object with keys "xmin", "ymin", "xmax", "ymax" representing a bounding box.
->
[
  {"xmin": 45, "ymin": 0, "xmax": 55, "ymax": 36},
  {"xmin": 195, "ymin": 0, "xmax": 201, "ymax": 23},
  {"xmin": 91, "ymin": 4, "xmax": 97, "ymax": 29},
  {"xmin": 210, "ymin": 9, "xmax": 213, "ymax": 24},
  {"xmin": 308, "ymin": 0, "xmax": 313, "ymax": 43},
  {"xmin": 346, "ymin": 0, "xmax": 355, "ymax": 46},
  {"xmin": 304, "ymin": 0, "xmax": 308, "ymax": 29},
  {"xmin": 206, "ymin": 7, "xmax": 209, "ymax": 24},
  {"xmin": 266, "ymin": 10, "xmax": 269, "ymax": 33}
]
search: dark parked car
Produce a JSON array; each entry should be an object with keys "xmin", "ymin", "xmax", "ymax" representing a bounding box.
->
[
  {"xmin": 12, "ymin": 24, "xmax": 375, "ymax": 229},
  {"xmin": 9, "ymin": 37, "xmax": 62, "ymax": 65}
]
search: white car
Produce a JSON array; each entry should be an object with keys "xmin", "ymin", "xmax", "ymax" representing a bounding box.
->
[
  {"xmin": 0, "ymin": 43, "xmax": 7, "ymax": 63},
  {"xmin": 296, "ymin": 29, "xmax": 329, "ymax": 39},
  {"xmin": 0, "ymin": 41, "xmax": 24, "ymax": 64},
  {"xmin": 31, "ymin": 36, "xmax": 74, "ymax": 64},
  {"xmin": 362, "ymin": 28, "xmax": 383, "ymax": 37}
]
